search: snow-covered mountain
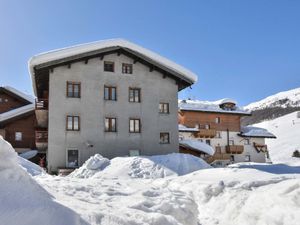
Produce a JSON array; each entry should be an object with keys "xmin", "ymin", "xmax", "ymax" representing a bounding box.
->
[
  {"xmin": 242, "ymin": 87, "xmax": 300, "ymax": 125},
  {"xmin": 244, "ymin": 87, "xmax": 300, "ymax": 111},
  {"xmin": 254, "ymin": 111, "xmax": 300, "ymax": 165}
]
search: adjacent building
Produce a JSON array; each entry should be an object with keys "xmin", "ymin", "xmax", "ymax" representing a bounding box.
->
[
  {"xmin": 29, "ymin": 39, "xmax": 197, "ymax": 172},
  {"xmin": 178, "ymin": 99, "xmax": 276, "ymax": 167}
]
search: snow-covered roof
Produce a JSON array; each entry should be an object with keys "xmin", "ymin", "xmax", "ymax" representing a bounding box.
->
[
  {"xmin": 219, "ymin": 98, "xmax": 237, "ymax": 105},
  {"xmin": 178, "ymin": 124, "xmax": 199, "ymax": 132},
  {"xmin": 29, "ymin": 38, "xmax": 198, "ymax": 95},
  {"xmin": 179, "ymin": 139, "xmax": 215, "ymax": 156},
  {"xmin": 0, "ymin": 86, "xmax": 34, "ymax": 103},
  {"xmin": 0, "ymin": 104, "xmax": 35, "ymax": 123},
  {"xmin": 239, "ymin": 126, "xmax": 276, "ymax": 139},
  {"xmin": 179, "ymin": 99, "xmax": 251, "ymax": 115}
]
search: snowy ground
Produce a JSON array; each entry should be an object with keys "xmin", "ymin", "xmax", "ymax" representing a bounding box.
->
[
  {"xmin": 255, "ymin": 111, "xmax": 300, "ymax": 166},
  {"xmin": 1, "ymin": 136, "xmax": 300, "ymax": 225}
]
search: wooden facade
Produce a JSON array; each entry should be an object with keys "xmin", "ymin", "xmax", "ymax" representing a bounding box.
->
[
  {"xmin": 0, "ymin": 89, "xmax": 28, "ymax": 113},
  {"xmin": 178, "ymin": 110, "xmax": 243, "ymax": 132}
]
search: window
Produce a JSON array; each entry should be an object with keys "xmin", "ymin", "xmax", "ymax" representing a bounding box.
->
[
  {"xmin": 244, "ymin": 139, "xmax": 250, "ymax": 145},
  {"xmin": 230, "ymin": 155, "xmax": 235, "ymax": 162},
  {"xmin": 205, "ymin": 139, "xmax": 211, "ymax": 145},
  {"xmin": 122, "ymin": 63, "xmax": 133, "ymax": 74},
  {"xmin": 15, "ymin": 132, "xmax": 22, "ymax": 141},
  {"xmin": 205, "ymin": 124, "xmax": 210, "ymax": 130},
  {"xmin": 129, "ymin": 150, "xmax": 140, "ymax": 156},
  {"xmin": 66, "ymin": 116, "xmax": 80, "ymax": 131},
  {"xmin": 129, "ymin": 119, "xmax": 141, "ymax": 133},
  {"xmin": 245, "ymin": 155, "xmax": 251, "ymax": 162},
  {"xmin": 229, "ymin": 140, "xmax": 234, "ymax": 145},
  {"xmin": 67, "ymin": 81, "xmax": 81, "ymax": 98},
  {"xmin": 215, "ymin": 117, "xmax": 221, "ymax": 124},
  {"xmin": 216, "ymin": 131, "xmax": 221, "ymax": 138},
  {"xmin": 104, "ymin": 61, "xmax": 114, "ymax": 72},
  {"xmin": 104, "ymin": 86, "xmax": 117, "ymax": 101},
  {"xmin": 129, "ymin": 88, "xmax": 141, "ymax": 102},
  {"xmin": 160, "ymin": 132, "xmax": 170, "ymax": 144},
  {"xmin": 159, "ymin": 103, "xmax": 169, "ymax": 114},
  {"xmin": 105, "ymin": 117, "xmax": 117, "ymax": 132},
  {"xmin": 67, "ymin": 149, "xmax": 79, "ymax": 168}
]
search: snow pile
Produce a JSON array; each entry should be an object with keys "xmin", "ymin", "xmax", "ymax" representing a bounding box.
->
[
  {"xmin": 178, "ymin": 124, "xmax": 199, "ymax": 132},
  {"xmin": 255, "ymin": 111, "xmax": 300, "ymax": 165},
  {"xmin": 240, "ymin": 126, "xmax": 276, "ymax": 138},
  {"xmin": 70, "ymin": 153, "xmax": 211, "ymax": 179},
  {"xmin": 0, "ymin": 136, "xmax": 87, "ymax": 225},
  {"xmin": 70, "ymin": 154, "xmax": 110, "ymax": 178},
  {"xmin": 18, "ymin": 156, "xmax": 45, "ymax": 176},
  {"xmin": 179, "ymin": 139, "xmax": 215, "ymax": 155},
  {"xmin": 244, "ymin": 87, "xmax": 300, "ymax": 111},
  {"xmin": 179, "ymin": 99, "xmax": 250, "ymax": 115}
]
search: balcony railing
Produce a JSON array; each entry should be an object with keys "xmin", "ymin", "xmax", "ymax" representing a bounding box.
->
[
  {"xmin": 225, "ymin": 145, "xmax": 244, "ymax": 154},
  {"xmin": 194, "ymin": 128, "xmax": 216, "ymax": 138},
  {"xmin": 35, "ymin": 130, "xmax": 48, "ymax": 143},
  {"xmin": 253, "ymin": 143, "xmax": 268, "ymax": 153},
  {"xmin": 206, "ymin": 152, "xmax": 231, "ymax": 164},
  {"xmin": 35, "ymin": 99, "xmax": 48, "ymax": 110}
]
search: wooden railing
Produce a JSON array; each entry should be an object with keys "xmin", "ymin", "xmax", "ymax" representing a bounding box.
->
[
  {"xmin": 206, "ymin": 152, "xmax": 231, "ymax": 164},
  {"xmin": 194, "ymin": 128, "xmax": 216, "ymax": 138},
  {"xmin": 35, "ymin": 99, "xmax": 48, "ymax": 110},
  {"xmin": 225, "ymin": 145, "xmax": 244, "ymax": 154},
  {"xmin": 35, "ymin": 130, "xmax": 48, "ymax": 143},
  {"xmin": 253, "ymin": 143, "xmax": 268, "ymax": 152}
]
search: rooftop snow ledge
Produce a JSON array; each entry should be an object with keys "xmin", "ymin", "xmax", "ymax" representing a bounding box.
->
[
  {"xmin": 239, "ymin": 126, "xmax": 276, "ymax": 139},
  {"xmin": 29, "ymin": 38, "xmax": 198, "ymax": 95}
]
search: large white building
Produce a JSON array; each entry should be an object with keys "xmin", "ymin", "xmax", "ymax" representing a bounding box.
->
[
  {"xmin": 29, "ymin": 39, "xmax": 197, "ymax": 172},
  {"xmin": 178, "ymin": 99, "xmax": 276, "ymax": 167}
]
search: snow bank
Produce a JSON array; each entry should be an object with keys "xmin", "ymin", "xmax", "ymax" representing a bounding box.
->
[
  {"xmin": 179, "ymin": 139, "xmax": 215, "ymax": 155},
  {"xmin": 70, "ymin": 153, "xmax": 211, "ymax": 179},
  {"xmin": 0, "ymin": 136, "xmax": 87, "ymax": 225},
  {"xmin": 70, "ymin": 154, "xmax": 110, "ymax": 178},
  {"xmin": 18, "ymin": 156, "xmax": 45, "ymax": 176}
]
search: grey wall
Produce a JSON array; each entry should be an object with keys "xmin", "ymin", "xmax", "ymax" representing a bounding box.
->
[{"xmin": 48, "ymin": 53, "xmax": 179, "ymax": 171}]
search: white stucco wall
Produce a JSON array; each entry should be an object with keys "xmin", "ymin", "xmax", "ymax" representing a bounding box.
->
[
  {"xmin": 179, "ymin": 130, "xmax": 267, "ymax": 165},
  {"xmin": 48, "ymin": 53, "xmax": 179, "ymax": 171}
]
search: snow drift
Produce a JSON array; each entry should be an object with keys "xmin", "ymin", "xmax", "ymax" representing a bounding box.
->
[
  {"xmin": 70, "ymin": 153, "xmax": 211, "ymax": 179},
  {"xmin": 0, "ymin": 136, "xmax": 87, "ymax": 225}
]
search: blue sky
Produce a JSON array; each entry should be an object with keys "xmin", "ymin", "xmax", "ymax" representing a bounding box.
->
[{"xmin": 0, "ymin": 0, "xmax": 299, "ymax": 106}]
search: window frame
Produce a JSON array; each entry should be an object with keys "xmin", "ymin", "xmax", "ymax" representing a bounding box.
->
[
  {"xmin": 15, "ymin": 132, "xmax": 22, "ymax": 141},
  {"xmin": 244, "ymin": 139, "xmax": 250, "ymax": 145},
  {"xmin": 122, "ymin": 63, "xmax": 133, "ymax": 74},
  {"xmin": 105, "ymin": 117, "xmax": 117, "ymax": 132},
  {"xmin": 160, "ymin": 132, "xmax": 170, "ymax": 144},
  {"xmin": 104, "ymin": 61, "xmax": 115, "ymax": 72},
  {"xmin": 104, "ymin": 86, "xmax": 117, "ymax": 101},
  {"xmin": 66, "ymin": 81, "xmax": 81, "ymax": 98},
  {"xmin": 129, "ymin": 150, "xmax": 140, "ymax": 156},
  {"xmin": 66, "ymin": 149, "xmax": 79, "ymax": 168},
  {"xmin": 215, "ymin": 117, "xmax": 221, "ymax": 124},
  {"xmin": 159, "ymin": 103, "xmax": 170, "ymax": 114},
  {"xmin": 129, "ymin": 118, "xmax": 141, "ymax": 133},
  {"xmin": 129, "ymin": 88, "xmax": 141, "ymax": 103},
  {"xmin": 66, "ymin": 115, "xmax": 80, "ymax": 131},
  {"xmin": 245, "ymin": 155, "xmax": 251, "ymax": 162}
]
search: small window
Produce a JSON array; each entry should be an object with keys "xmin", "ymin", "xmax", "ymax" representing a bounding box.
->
[
  {"xmin": 67, "ymin": 81, "xmax": 81, "ymax": 98},
  {"xmin": 229, "ymin": 140, "xmax": 234, "ymax": 145},
  {"xmin": 105, "ymin": 117, "xmax": 117, "ymax": 132},
  {"xmin": 205, "ymin": 124, "xmax": 210, "ymax": 130},
  {"xmin": 245, "ymin": 155, "xmax": 251, "ymax": 162},
  {"xmin": 216, "ymin": 131, "xmax": 221, "ymax": 138},
  {"xmin": 129, "ymin": 150, "xmax": 140, "ymax": 156},
  {"xmin": 244, "ymin": 139, "xmax": 250, "ymax": 145},
  {"xmin": 15, "ymin": 132, "xmax": 22, "ymax": 141},
  {"xmin": 215, "ymin": 117, "xmax": 221, "ymax": 124},
  {"xmin": 104, "ymin": 86, "xmax": 117, "ymax": 101},
  {"xmin": 159, "ymin": 103, "xmax": 169, "ymax": 114},
  {"xmin": 122, "ymin": 63, "xmax": 133, "ymax": 74},
  {"xmin": 67, "ymin": 149, "xmax": 79, "ymax": 168},
  {"xmin": 104, "ymin": 61, "xmax": 114, "ymax": 72},
  {"xmin": 129, "ymin": 119, "xmax": 141, "ymax": 133},
  {"xmin": 205, "ymin": 139, "xmax": 211, "ymax": 145},
  {"xmin": 129, "ymin": 88, "xmax": 141, "ymax": 102},
  {"xmin": 160, "ymin": 132, "xmax": 170, "ymax": 144},
  {"xmin": 230, "ymin": 155, "xmax": 235, "ymax": 162},
  {"xmin": 66, "ymin": 116, "xmax": 80, "ymax": 131}
]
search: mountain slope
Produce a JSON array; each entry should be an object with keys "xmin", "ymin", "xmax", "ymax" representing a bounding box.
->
[
  {"xmin": 254, "ymin": 111, "xmax": 300, "ymax": 165},
  {"xmin": 242, "ymin": 87, "xmax": 300, "ymax": 125}
]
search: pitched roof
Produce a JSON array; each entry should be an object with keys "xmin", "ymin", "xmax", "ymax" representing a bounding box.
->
[
  {"xmin": 29, "ymin": 39, "xmax": 198, "ymax": 95},
  {"xmin": 239, "ymin": 126, "xmax": 276, "ymax": 139},
  {"xmin": 0, "ymin": 86, "xmax": 34, "ymax": 104}
]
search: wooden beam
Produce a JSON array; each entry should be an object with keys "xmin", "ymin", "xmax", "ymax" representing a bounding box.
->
[
  {"xmin": 100, "ymin": 55, "xmax": 104, "ymax": 60},
  {"xmin": 84, "ymin": 59, "xmax": 89, "ymax": 64},
  {"xmin": 149, "ymin": 66, "xmax": 154, "ymax": 72},
  {"xmin": 163, "ymin": 74, "xmax": 167, "ymax": 79},
  {"xmin": 49, "ymin": 68, "xmax": 54, "ymax": 73},
  {"xmin": 68, "ymin": 64, "xmax": 71, "ymax": 69},
  {"xmin": 117, "ymin": 51, "xmax": 121, "ymax": 56},
  {"xmin": 133, "ymin": 58, "xmax": 139, "ymax": 64}
]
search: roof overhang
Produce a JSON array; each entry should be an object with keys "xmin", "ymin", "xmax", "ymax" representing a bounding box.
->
[{"xmin": 29, "ymin": 39, "xmax": 198, "ymax": 96}]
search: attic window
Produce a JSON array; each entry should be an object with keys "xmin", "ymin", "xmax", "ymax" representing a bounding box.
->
[
  {"xmin": 104, "ymin": 61, "xmax": 114, "ymax": 72},
  {"xmin": 122, "ymin": 63, "xmax": 133, "ymax": 74}
]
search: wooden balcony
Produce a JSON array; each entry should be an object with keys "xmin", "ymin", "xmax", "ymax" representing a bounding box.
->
[
  {"xmin": 206, "ymin": 152, "xmax": 231, "ymax": 164},
  {"xmin": 253, "ymin": 143, "xmax": 268, "ymax": 153},
  {"xmin": 194, "ymin": 128, "xmax": 216, "ymax": 138},
  {"xmin": 35, "ymin": 99, "xmax": 48, "ymax": 128},
  {"xmin": 35, "ymin": 130, "xmax": 48, "ymax": 150},
  {"xmin": 225, "ymin": 145, "xmax": 244, "ymax": 154}
]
